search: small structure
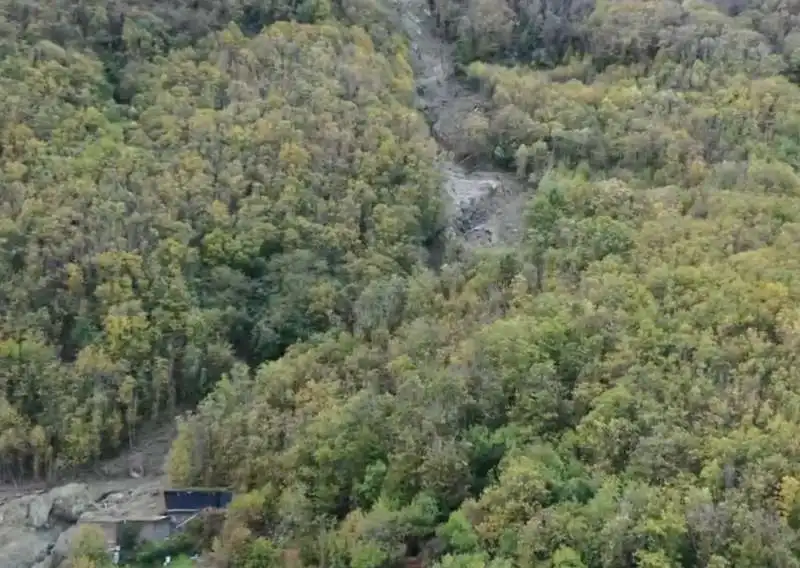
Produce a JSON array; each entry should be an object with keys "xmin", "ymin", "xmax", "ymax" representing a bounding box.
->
[
  {"xmin": 75, "ymin": 487, "xmax": 233, "ymax": 562},
  {"xmin": 77, "ymin": 513, "xmax": 172, "ymax": 551}
]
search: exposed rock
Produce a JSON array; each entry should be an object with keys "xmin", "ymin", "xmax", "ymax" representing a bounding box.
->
[
  {"xmin": 49, "ymin": 484, "xmax": 94, "ymax": 523},
  {"xmin": 102, "ymin": 492, "xmax": 126, "ymax": 505},
  {"xmin": 0, "ymin": 527, "xmax": 55, "ymax": 568},
  {"xmin": 50, "ymin": 526, "xmax": 79, "ymax": 567},
  {"xmin": 0, "ymin": 495, "xmax": 32, "ymax": 526},
  {"xmin": 390, "ymin": 0, "xmax": 525, "ymax": 250},
  {"xmin": 28, "ymin": 494, "xmax": 53, "ymax": 528},
  {"xmin": 0, "ymin": 424, "xmax": 171, "ymax": 568}
]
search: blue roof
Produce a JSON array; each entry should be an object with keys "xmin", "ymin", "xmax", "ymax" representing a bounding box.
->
[{"xmin": 163, "ymin": 489, "xmax": 233, "ymax": 512}]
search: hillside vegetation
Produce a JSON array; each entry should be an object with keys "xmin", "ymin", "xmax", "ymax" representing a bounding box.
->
[
  {"xmin": 5, "ymin": 0, "xmax": 800, "ymax": 566},
  {"xmin": 0, "ymin": 0, "xmax": 441, "ymax": 478}
]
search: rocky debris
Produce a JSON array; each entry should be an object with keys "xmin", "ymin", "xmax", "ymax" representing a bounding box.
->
[
  {"xmin": 49, "ymin": 484, "xmax": 94, "ymax": 523},
  {"xmin": 0, "ymin": 495, "xmax": 32, "ymax": 526},
  {"xmin": 439, "ymin": 163, "xmax": 526, "ymax": 246},
  {"xmin": 0, "ymin": 479, "xmax": 165, "ymax": 568},
  {"xmin": 391, "ymin": 0, "xmax": 525, "ymax": 249},
  {"xmin": 0, "ymin": 424, "xmax": 173, "ymax": 568},
  {"xmin": 28, "ymin": 493, "xmax": 54, "ymax": 529},
  {"xmin": 47, "ymin": 526, "xmax": 80, "ymax": 568},
  {"xmin": 0, "ymin": 484, "xmax": 94, "ymax": 568},
  {"xmin": 0, "ymin": 527, "xmax": 57, "ymax": 568},
  {"xmin": 93, "ymin": 480, "xmax": 164, "ymax": 518}
]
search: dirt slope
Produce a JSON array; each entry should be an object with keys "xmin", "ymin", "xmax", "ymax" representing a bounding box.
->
[
  {"xmin": 393, "ymin": 0, "xmax": 527, "ymax": 247},
  {"xmin": 0, "ymin": 422, "xmax": 173, "ymax": 504}
]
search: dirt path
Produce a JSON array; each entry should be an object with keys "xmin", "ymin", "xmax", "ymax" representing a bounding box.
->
[{"xmin": 393, "ymin": 0, "xmax": 526, "ymax": 247}]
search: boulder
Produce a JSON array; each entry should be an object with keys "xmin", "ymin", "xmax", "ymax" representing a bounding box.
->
[
  {"xmin": 48, "ymin": 484, "xmax": 94, "ymax": 523},
  {"xmin": 0, "ymin": 528, "xmax": 54, "ymax": 568},
  {"xmin": 50, "ymin": 525, "xmax": 79, "ymax": 566},
  {"xmin": 27, "ymin": 494, "xmax": 53, "ymax": 529},
  {"xmin": 0, "ymin": 495, "xmax": 32, "ymax": 526}
]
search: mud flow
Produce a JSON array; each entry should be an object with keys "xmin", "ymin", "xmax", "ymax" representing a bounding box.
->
[{"xmin": 392, "ymin": 0, "xmax": 526, "ymax": 248}]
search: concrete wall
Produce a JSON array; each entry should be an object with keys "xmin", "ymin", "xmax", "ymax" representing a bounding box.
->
[
  {"xmin": 78, "ymin": 520, "xmax": 118, "ymax": 549},
  {"xmin": 135, "ymin": 519, "xmax": 171, "ymax": 543},
  {"xmin": 80, "ymin": 518, "xmax": 171, "ymax": 550}
]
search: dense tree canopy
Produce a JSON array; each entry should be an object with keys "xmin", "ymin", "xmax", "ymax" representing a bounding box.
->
[
  {"xmin": 6, "ymin": 0, "xmax": 800, "ymax": 566},
  {"xmin": 0, "ymin": 8, "xmax": 443, "ymax": 477}
]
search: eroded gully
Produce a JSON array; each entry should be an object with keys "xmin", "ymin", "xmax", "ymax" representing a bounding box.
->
[{"xmin": 392, "ymin": 0, "xmax": 526, "ymax": 249}]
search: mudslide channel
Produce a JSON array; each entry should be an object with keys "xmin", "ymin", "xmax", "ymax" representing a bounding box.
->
[{"xmin": 393, "ymin": 0, "xmax": 526, "ymax": 248}]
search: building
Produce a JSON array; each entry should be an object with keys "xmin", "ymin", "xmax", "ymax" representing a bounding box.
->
[
  {"xmin": 75, "ymin": 487, "xmax": 234, "ymax": 562},
  {"xmin": 77, "ymin": 513, "xmax": 172, "ymax": 550}
]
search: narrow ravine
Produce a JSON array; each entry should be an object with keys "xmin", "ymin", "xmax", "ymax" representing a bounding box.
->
[{"xmin": 393, "ymin": 0, "xmax": 527, "ymax": 247}]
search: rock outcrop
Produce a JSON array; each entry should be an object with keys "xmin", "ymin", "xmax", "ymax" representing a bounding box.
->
[
  {"xmin": 0, "ymin": 484, "xmax": 96, "ymax": 568},
  {"xmin": 49, "ymin": 484, "xmax": 94, "ymax": 524},
  {"xmin": 28, "ymin": 494, "xmax": 54, "ymax": 529},
  {"xmin": 0, "ymin": 527, "xmax": 57, "ymax": 568}
]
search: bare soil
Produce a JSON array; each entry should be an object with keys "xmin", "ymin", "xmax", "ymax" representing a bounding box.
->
[
  {"xmin": 392, "ymin": 0, "xmax": 527, "ymax": 247},
  {"xmin": 0, "ymin": 423, "xmax": 174, "ymax": 568},
  {"xmin": 0, "ymin": 420, "xmax": 174, "ymax": 508}
]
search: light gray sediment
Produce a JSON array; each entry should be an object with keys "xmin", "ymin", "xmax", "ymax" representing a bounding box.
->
[{"xmin": 393, "ymin": 0, "xmax": 526, "ymax": 247}]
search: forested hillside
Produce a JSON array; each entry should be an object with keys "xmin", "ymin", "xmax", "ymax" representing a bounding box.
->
[
  {"xmin": 0, "ymin": 0, "xmax": 442, "ymax": 477},
  {"xmin": 5, "ymin": 0, "xmax": 800, "ymax": 566}
]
